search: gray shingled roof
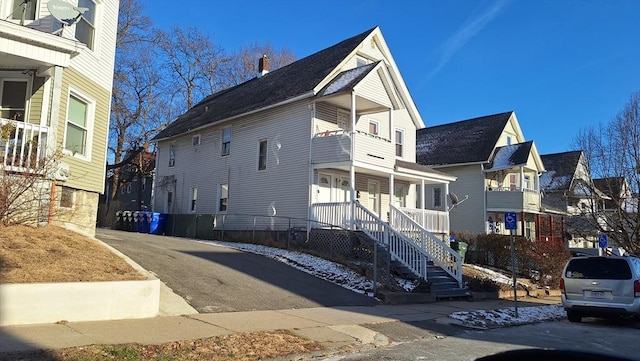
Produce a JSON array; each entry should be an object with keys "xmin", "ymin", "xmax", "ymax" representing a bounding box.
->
[
  {"xmin": 539, "ymin": 151, "xmax": 582, "ymax": 191},
  {"xmin": 415, "ymin": 111, "xmax": 513, "ymax": 166},
  {"xmin": 153, "ymin": 27, "xmax": 377, "ymax": 141}
]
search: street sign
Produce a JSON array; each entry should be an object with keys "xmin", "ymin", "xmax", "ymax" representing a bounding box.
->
[
  {"xmin": 504, "ymin": 212, "xmax": 517, "ymax": 230},
  {"xmin": 598, "ymin": 234, "xmax": 608, "ymax": 248}
]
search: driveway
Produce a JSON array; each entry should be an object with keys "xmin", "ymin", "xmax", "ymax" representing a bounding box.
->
[{"xmin": 96, "ymin": 228, "xmax": 378, "ymax": 313}]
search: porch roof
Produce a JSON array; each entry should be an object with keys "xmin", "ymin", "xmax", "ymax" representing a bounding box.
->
[{"xmin": 395, "ymin": 160, "xmax": 456, "ymax": 183}]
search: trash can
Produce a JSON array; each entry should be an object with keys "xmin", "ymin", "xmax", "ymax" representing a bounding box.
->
[
  {"xmin": 149, "ymin": 212, "xmax": 167, "ymax": 235},
  {"xmin": 133, "ymin": 211, "xmax": 141, "ymax": 232},
  {"xmin": 457, "ymin": 241, "xmax": 468, "ymax": 263},
  {"xmin": 114, "ymin": 211, "xmax": 122, "ymax": 230},
  {"xmin": 122, "ymin": 211, "xmax": 133, "ymax": 231}
]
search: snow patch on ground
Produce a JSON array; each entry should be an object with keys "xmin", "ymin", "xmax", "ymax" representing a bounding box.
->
[
  {"xmin": 192, "ymin": 239, "xmax": 563, "ymax": 329},
  {"xmin": 450, "ymin": 305, "xmax": 566, "ymax": 329}
]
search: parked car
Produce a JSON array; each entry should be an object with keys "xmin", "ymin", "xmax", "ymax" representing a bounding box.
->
[{"xmin": 560, "ymin": 256, "xmax": 640, "ymax": 322}]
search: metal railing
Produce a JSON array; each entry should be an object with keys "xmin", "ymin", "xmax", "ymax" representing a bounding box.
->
[
  {"xmin": 389, "ymin": 204, "xmax": 462, "ymax": 286},
  {"xmin": 0, "ymin": 118, "xmax": 48, "ymax": 172}
]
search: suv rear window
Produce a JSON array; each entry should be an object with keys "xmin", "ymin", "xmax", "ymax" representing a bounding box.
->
[{"xmin": 565, "ymin": 258, "xmax": 632, "ymax": 280}]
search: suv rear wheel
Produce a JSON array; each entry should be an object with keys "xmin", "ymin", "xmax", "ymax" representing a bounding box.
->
[{"xmin": 567, "ymin": 310, "xmax": 582, "ymax": 323}]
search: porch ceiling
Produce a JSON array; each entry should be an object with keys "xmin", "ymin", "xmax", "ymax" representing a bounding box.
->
[
  {"xmin": 319, "ymin": 92, "xmax": 389, "ymax": 114},
  {"xmin": 0, "ymin": 21, "xmax": 80, "ymax": 70}
]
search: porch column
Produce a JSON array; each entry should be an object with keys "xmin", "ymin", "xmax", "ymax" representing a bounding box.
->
[
  {"xmin": 47, "ymin": 66, "xmax": 64, "ymax": 151},
  {"xmin": 420, "ymin": 180, "xmax": 425, "ymax": 210},
  {"xmin": 389, "ymin": 173, "xmax": 394, "ymax": 223},
  {"xmin": 349, "ymin": 92, "xmax": 356, "ymax": 231},
  {"xmin": 520, "ymin": 167, "xmax": 525, "ymax": 190},
  {"xmin": 444, "ymin": 182, "xmax": 450, "ymax": 233}
]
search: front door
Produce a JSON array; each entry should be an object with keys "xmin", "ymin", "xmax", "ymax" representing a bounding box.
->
[
  {"xmin": 318, "ymin": 173, "xmax": 333, "ymax": 203},
  {"xmin": 337, "ymin": 177, "xmax": 350, "ymax": 202}
]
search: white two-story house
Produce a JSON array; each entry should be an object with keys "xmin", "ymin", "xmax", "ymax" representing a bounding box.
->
[
  {"xmin": 153, "ymin": 27, "xmax": 464, "ymax": 289},
  {"xmin": 0, "ymin": 0, "xmax": 118, "ymax": 235},
  {"xmin": 416, "ymin": 111, "xmax": 554, "ymax": 240}
]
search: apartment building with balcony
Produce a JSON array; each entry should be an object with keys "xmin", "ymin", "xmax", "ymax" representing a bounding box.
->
[
  {"xmin": 152, "ymin": 27, "xmax": 467, "ymax": 294},
  {"xmin": 416, "ymin": 112, "xmax": 560, "ymax": 241},
  {"xmin": 0, "ymin": 0, "xmax": 118, "ymax": 235}
]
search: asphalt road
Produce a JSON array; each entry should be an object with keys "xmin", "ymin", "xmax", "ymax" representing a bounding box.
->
[
  {"xmin": 331, "ymin": 317, "xmax": 640, "ymax": 360},
  {"xmin": 96, "ymin": 228, "xmax": 378, "ymax": 313}
]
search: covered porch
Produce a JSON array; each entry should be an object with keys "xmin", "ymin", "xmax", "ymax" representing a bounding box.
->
[{"xmin": 0, "ymin": 20, "xmax": 79, "ymax": 173}]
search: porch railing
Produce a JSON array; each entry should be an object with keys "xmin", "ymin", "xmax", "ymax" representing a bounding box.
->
[
  {"xmin": 0, "ymin": 118, "xmax": 48, "ymax": 172},
  {"xmin": 353, "ymin": 202, "xmax": 429, "ymax": 280},
  {"xmin": 389, "ymin": 204, "xmax": 462, "ymax": 286},
  {"xmin": 398, "ymin": 206, "xmax": 449, "ymax": 234},
  {"xmin": 309, "ymin": 202, "xmax": 351, "ymax": 229}
]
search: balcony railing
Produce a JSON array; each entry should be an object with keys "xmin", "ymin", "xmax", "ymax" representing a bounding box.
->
[
  {"xmin": 310, "ymin": 130, "xmax": 395, "ymax": 168},
  {"xmin": 0, "ymin": 118, "xmax": 49, "ymax": 173},
  {"xmin": 486, "ymin": 187, "xmax": 541, "ymax": 212}
]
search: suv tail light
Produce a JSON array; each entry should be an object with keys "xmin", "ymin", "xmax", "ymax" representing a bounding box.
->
[
  {"xmin": 634, "ymin": 280, "xmax": 640, "ymax": 297},
  {"xmin": 560, "ymin": 278, "xmax": 565, "ymax": 293}
]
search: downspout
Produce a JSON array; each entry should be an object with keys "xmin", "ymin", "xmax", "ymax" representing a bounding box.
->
[
  {"xmin": 47, "ymin": 66, "xmax": 64, "ymax": 225},
  {"xmin": 349, "ymin": 92, "xmax": 356, "ymax": 231},
  {"xmin": 389, "ymin": 173, "xmax": 394, "ymax": 222}
]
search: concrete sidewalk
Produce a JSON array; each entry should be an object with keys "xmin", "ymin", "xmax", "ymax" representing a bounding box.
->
[{"xmin": 0, "ymin": 296, "xmax": 560, "ymax": 356}]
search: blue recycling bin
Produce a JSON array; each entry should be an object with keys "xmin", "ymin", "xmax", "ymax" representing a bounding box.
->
[{"xmin": 149, "ymin": 212, "xmax": 167, "ymax": 235}]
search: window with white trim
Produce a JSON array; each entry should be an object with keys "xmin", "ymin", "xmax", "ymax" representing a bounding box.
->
[
  {"xmin": 219, "ymin": 183, "xmax": 228, "ymax": 212},
  {"xmin": 395, "ymin": 129, "xmax": 404, "ymax": 157},
  {"xmin": 190, "ymin": 187, "xmax": 198, "ymax": 212},
  {"xmin": 369, "ymin": 120, "xmax": 379, "ymax": 135},
  {"xmin": 221, "ymin": 127, "xmax": 231, "ymax": 156},
  {"xmin": 64, "ymin": 91, "xmax": 94, "ymax": 158},
  {"xmin": 168, "ymin": 144, "xmax": 175, "ymax": 167},
  {"xmin": 258, "ymin": 139, "xmax": 267, "ymax": 170},
  {"xmin": 10, "ymin": 0, "xmax": 37, "ymax": 21},
  {"xmin": 192, "ymin": 134, "xmax": 200, "ymax": 146},
  {"xmin": 433, "ymin": 187, "xmax": 442, "ymax": 208},
  {"xmin": 76, "ymin": 0, "xmax": 96, "ymax": 50},
  {"xmin": 394, "ymin": 185, "xmax": 406, "ymax": 207}
]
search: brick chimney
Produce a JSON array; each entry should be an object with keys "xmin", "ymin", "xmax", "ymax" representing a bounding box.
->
[{"xmin": 258, "ymin": 55, "xmax": 269, "ymax": 77}]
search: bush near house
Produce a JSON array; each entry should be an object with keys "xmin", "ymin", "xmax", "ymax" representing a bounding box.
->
[{"xmin": 462, "ymin": 233, "xmax": 569, "ymax": 288}]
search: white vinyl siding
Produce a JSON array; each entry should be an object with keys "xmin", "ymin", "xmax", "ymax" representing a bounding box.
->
[{"xmin": 153, "ymin": 101, "xmax": 313, "ymax": 221}]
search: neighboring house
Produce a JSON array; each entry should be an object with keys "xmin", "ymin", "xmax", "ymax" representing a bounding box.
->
[
  {"xmin": 101, "ymin": 148, "xmax": 155, "ymax": 215},
  {"xmin": 152, "ymin": 27, "xmax": 465, "ymax": 290},
  {"xmin": 415, "ymin": 111, "xmax": 559, "ymax": 241},
  {"xmin": 0, "ymin": 0, "xmax": 118, "ymax": 236},
  {"xmin": 540, "ymin": 150, "xmax": 605, "ymax": 247},
  {"xmin": 593, "ymin": 177, "xmax": 636, "ymax": 213}
]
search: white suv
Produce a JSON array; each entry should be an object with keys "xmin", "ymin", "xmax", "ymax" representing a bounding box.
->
[{"xmin": 560, "ymin": 256, "xmax": 640, "ymax": 322}]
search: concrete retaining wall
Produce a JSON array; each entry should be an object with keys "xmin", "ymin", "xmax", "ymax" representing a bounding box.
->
[{"xmin": 0, "ymin": 278, "xmax": 160, "ymax": 326}]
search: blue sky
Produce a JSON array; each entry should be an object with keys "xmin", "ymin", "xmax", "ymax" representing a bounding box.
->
[{"xmin": 142, "ymin": 0, "xmax": 640, "ymax": 155}]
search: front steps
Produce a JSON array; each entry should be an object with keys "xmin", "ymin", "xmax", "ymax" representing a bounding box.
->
[{"xmin": 391, "ymin": 260, "xmax": 470, "ymax": 300}]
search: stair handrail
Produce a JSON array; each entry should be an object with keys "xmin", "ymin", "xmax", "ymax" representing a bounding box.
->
[
  {"xmin": 353, "ymin": 202, "xmax": 429, "ymax": 280},
  {"xmin": 389, "ymin": 204, "xmax": 462, "ymax": 287}
]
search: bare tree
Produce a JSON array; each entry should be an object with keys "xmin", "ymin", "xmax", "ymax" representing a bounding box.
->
[
  {"xmin": 108, "ymin": 0, "xmax": 165, "ymax": 211},
  {"xmin": 223, "ymin": 42, "xmax": 296, "ymax": 86},
  {"xmin": 156, "ymin": 26, "xmax": 227, "ymax": 111},
  {"xmin": 573, "ymin": 91, "xmax": 640, "ymax": 254}
]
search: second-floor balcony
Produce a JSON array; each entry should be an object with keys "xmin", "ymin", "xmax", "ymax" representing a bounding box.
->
[
  {"xmin": 486, "ymin": 186, "xmax": 541, "ymax": 213},
  {"xmin": 0, "ymin": 118, "xmax": 49, "ymax": 173},
  {"xmin": 310, "ymin": 130, "xmax": 395, "ymax": 169}
]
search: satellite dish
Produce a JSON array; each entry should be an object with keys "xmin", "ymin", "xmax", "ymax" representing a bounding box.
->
[
  {"xmin": 48, "ymin": 0, "xmax": 87, "ymax": 27},
  {"xmin": 448, "ymin": 192, "xmax": 468, "ymax": 210}
]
